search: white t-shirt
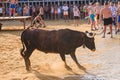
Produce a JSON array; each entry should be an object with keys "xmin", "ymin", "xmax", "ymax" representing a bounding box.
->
[
  {"xmin": 62, "ymin": 5, "xmax": 68, "ymax": 11},
  {"xmin": 73, "ymin": 7, "xmax": 80, "ymax": 17},
  {"xmin": 109, "ymin": 6, "xmax": 117, "ymax": 17}
]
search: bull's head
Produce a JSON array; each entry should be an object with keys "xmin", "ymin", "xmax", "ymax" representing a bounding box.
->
[{"xmin": 83, "ymin": 31, "xmax": 96, "ymax": 52}]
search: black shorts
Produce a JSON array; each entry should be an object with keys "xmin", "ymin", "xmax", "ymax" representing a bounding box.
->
[
  {"xmin": 103, "ymin": 17, "xmax": 112, "ymax": 26},
  {"xmin": 74, "ymin": 16, "xmax": 79, "ymax": 19}
]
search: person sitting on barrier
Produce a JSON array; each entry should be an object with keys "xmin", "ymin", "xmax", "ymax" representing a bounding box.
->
[{"xmin": 32, "ymin": 14, "xmax": 46, "ymax": 28}]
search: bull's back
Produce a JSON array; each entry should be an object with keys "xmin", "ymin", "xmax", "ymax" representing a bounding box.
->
[{"xmin": 21, "ymin": 28, "xmax": 85, "ymax": 53}]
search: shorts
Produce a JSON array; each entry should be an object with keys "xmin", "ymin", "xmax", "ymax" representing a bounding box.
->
[
  {"xmin": 63, "ymin": 11, "xmax": 68, "ymax": 16},
  {"xmin": 54, "ymin": 10, "xmax": 58, "ymax": 14},
  {"xmin": 74, "ymin": 16, "xmax": 79, "ymax": 19},
  {"xmin": 96, "ymin": 14, "xmax": 99, "ymax": 20},
  {"xmin": 118, "ymin": 15, "xmax": 120, "ymax": 22},
  {"xmin": 10, "ymin": 4, "xmax": 16, "ymax": 9},
  {"xmin": 90, "ymin": 14, "xmax": 95, "ymax": 22},
  {"xmin": 103, "ymin": 17, "xmax": 112, "ymax": 26}
]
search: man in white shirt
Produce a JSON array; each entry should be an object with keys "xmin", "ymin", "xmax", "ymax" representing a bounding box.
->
[
  {"xmin": 109, "ymin": 2, "xmax": 117, "ymax": 34},
  {"xmin": 73, "ymin": 5, "xmax": 80, "ymax": 26},
  {"xmin": 62, "ymin": 4, "xmax": 69, "ymax": 22}
]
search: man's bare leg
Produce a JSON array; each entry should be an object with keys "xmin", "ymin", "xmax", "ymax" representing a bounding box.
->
[
  {"xmin": 103, "ymin": 26, "xmax": 106, "ymax": 38},
  {"xmin": 109, "ymin": 24, "xmax": 113, "ymax": 38}
]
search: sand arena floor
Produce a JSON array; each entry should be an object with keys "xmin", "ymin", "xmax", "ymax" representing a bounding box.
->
[{"xmin": 0, "ymin": 20, "xmax": 120, "ymax": 80}]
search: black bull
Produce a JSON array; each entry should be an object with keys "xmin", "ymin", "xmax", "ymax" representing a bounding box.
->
[{"xmin": 20, "ymin": 28, "xmax": 96, "ymax": 72}]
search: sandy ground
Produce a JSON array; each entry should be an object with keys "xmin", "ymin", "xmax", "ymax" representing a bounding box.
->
[{"xmin": 0, "ymin": 20, "xmax": 120, "ymax": 80}]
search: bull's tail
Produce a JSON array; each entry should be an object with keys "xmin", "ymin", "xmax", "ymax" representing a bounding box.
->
[
  {"xmin": 20, "ymin": 40, "xmax": 25, "ymax": 58},
  {"xmin": 20, "ymin": 31, "xmax": 26, "ymax": 58}
]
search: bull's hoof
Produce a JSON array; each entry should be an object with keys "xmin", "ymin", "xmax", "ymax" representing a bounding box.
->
[
  {"xmin": 26, "ymin": 67, "xmax": 32, "ymax": 72},
  {"xmin": 80, "ymin": 66, "xmax": 88, "ymax": 73},
  {"xmin": 65, "ymin": 65, "xmax": 72, "ymax": 71}
]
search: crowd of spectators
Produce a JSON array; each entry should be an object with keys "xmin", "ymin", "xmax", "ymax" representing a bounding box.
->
[{"xmin": 0, "ymin": 1, "xmax": 87, "ymax": 20}]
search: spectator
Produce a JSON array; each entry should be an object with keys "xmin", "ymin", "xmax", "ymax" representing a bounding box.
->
[
  {"xmin": 109, "ymin": 2, "xmax": 117, "ymax": 34},
  {"xmin": 23, "ymin": 4, "xmax": 29, "ymax": 16},
  {"xmin": 17, "ymin": 5, "xmax": 22, "ymax": 16},
  {"xmin": 62, "ymin": 4, "xmax": 69, "ymax": 22},
  {"xmin": 94, "ymin": 2, "xmax": 101, "ymax": 29},
  {"xmin": 44, "ymin": 5, "xmax": 49, "ymax": 20},
  {"xmin": 88, "ymin": 3, "xmax": 97, "ymax": 31},
  {"xmin": 58, "ymin": 5, "xmax": 62, "ymax": 20},
  {"xmin": 69, "ymin": 4, "xmax": 73, "ymax": 19},
  {"xmin": 32, "ymin": 6, "xmax": 36, "ymax": 18},
  {"xmin": 39, "ymin": 5, "xmax": 44, "ymax": 19},
  {"xmin": 8, "ymin": 0, "xmax": 18, "ymax": 17},
  {"xmin": 50, "ymin": 5, "xmax": 54, "ymax": 20},
  {"xmin": 73, "ymin": 5, "xmax": 80, "ymax": 26},
  {"xmin": 54, "ymin": 4, "xmax": 58, "ymax": 20},
  {"xmin": 0, "ymin": 4, "xmax": 2, "ymax": 16}
]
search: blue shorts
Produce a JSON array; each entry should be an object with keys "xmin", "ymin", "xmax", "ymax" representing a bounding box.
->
[
  {"xmin": 10, "ymin": 4, "xmax": 16, "ymax": 8},
  {"xmin": 118, "ymin": 16, "xmax": 120, "ymax": 22},
  {"xmin": 90, "ymin": 14, "xmax": 95, "ymax": 22}
]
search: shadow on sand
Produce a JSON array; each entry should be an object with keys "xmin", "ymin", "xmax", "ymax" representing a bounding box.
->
[{"xmin": 33, "ymin": 70, "xmax": 83, "ymax": 80}]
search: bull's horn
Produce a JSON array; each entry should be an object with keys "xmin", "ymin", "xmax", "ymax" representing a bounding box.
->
[{"xmin": 86, "ymin": 32, "xmax": 95, "ymax": 38}]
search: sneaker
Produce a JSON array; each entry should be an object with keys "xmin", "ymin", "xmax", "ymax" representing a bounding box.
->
[
  {"xmin": 102, "ymin": 36, "xmax": 105, "ymax": 38},
  {"xmin": 107, "ymin": 32, "xmax": 110, "ymax": 34},
  {"xmin": 91, "ymin": 29, "xmax": 95, "ymax": 31}
]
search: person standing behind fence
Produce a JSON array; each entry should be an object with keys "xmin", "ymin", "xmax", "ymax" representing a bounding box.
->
[
  {"xmin": 54, "ymin": 4, "xmax": 58, "ymax": 20},
  {"xmin": 23, "ymin": 4, "xmax": 29, "ymax": 16},
  {"xmin": 58, "ymin": 5, "xmax": 62, "ymax": 20},
  {"xmin": 73, "ymin": 5, "xmax": 80, "ymax": 26},
  {"xmin": 7, "ymin": 0, "xmax": 18, "ymax": 17},
  {"xmin": 62, "ymin": 4, "xmax": 69, "ymax": 22},
  {"xmin": 39, "ymin": 5, "xmax": 44, "ymax": 19},
  {"xmin": 69, "ymin": 4, "xmax": 73, "ymax": 19},
  {"xmin": 32, "ymin": 6, "xmax": 36, "ymax": 18},
  {"xmin": 17, "ymin": 5, "xmax": 22, "ymax": 16},
  {"xmin": 50, "ymin": 5, "xmax": 54, "ymax": 20}
]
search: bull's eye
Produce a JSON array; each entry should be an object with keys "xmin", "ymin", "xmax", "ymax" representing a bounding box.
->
[{"xmin": 89, "ymin": 33, "xmax": 93, "ymax": 36}]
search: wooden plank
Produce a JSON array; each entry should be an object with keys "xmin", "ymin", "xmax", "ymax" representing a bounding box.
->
[
  {"xmin": 0, "ymin": 16, "xmax": 32, "ymax": 30},
  {"xmin": 0, "ymin": 16, "xmax": 31, "ymax": 20}
]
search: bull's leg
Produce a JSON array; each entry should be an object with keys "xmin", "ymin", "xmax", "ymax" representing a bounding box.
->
[
  {"xmin": 23, "ymin": 48, "xmax": 34, "ymax": 71},
  {"xmin": 70, "ymin": 52, "xmax": 87, "ymax": 72},
  {"xmin": 60, "ymin": 53, "xmax": 72, "ymax": 70}
]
